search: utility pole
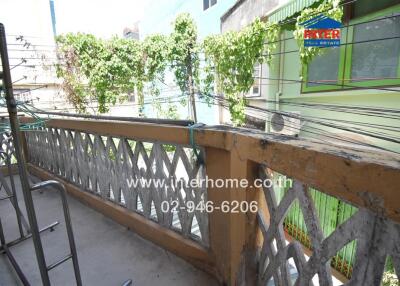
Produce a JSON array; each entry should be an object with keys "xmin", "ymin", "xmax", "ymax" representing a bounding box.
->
[{"xmin": 186, "ymin": 49, "xmax": 197, "ymax": 123}]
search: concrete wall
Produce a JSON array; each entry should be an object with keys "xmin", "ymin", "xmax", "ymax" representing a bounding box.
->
[{"xmin": 220, "ymin": 0, "xmax": 280, "ymax": 33}]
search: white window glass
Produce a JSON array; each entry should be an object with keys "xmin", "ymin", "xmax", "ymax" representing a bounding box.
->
[
  {"xmin": 307, "ymin": 47, "xmax": 340, "ymax": 87},
  {"xmin": 249, "ymin": 64, "xmax": 261, "ymax": 96},
  {"xmin": 351, "ymin": 14, "xmax": 400, "ymax": 81},
  {"xmin": 203, "ymin": 0, "xmax": 209, "ymax": 11}
]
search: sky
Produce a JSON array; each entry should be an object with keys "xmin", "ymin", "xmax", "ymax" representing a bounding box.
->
[
  {"xmin": 0, "ymin": 0, "xmax": 233, "ymax": 41},
  {"xmin": 55, "ymin": 0, "xmax": 147, "ymax": 38}
]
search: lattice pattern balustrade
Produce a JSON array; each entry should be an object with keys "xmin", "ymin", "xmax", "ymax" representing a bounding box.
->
[
  {"xmin": 25, "ymin": 127, "xmax": 209, "ymax": 246},
  {"xmin": 0, "ymin": 132, "xmax": 15, "ymax": 165},
  {"xmin": 257, "ymin": 165, "xmax": 400, "ymax": 286}
]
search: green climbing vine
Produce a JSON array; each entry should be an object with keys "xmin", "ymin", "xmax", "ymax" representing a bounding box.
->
[
  {"xmin": 168, "ymin": 13, "xmax": 201, "ymax": 120},
  {"xmin": 203, "ymin": 19, "xmax": 280, "ymax": 125},
  {"xmin": 56, "ymin": 33, "xmax": 169, "ymax": 114},
  {"xmin": 169, "ymin": 13, "xmax": 200, "ymax": 94},
  {"xmin": 55, "ymin": 0, "xmax": 342, "ymax": 124},
  {"xmin": 56, "ymin": 34, "xmax": 143, "ymax": 113},
  {"xmin": 56, "ymin": 14, "xmax": 200, "ymax": 118},
  {"xmin": 293, "ymin": 0, "xmax": 343, "ymax": 66}
]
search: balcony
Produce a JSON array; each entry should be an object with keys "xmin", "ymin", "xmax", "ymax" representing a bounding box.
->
[{"xmin": 0, "ymin": 116, "xmax": 399, "ymax": 286}]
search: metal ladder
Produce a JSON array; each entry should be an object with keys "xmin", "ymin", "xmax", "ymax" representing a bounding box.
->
[
  {"xmin": 0, "ymin": 23, "xmax": 82, "ymax": 285},
  {"xmin": 0, "ymin": 177, "xmax": 82, "ymax": 286},
  {"xmin": 30, "ymin": 180, "xmax": 82, "ymax": 285},
  {"xmin": 0, "ymin": 150, "xmax": 26, "ymax": 237}
]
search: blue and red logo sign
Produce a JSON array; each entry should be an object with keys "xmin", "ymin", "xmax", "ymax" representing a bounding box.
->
[{"xmin": 300, "ymin": 15, "xmax": 341, "ymax": 47}]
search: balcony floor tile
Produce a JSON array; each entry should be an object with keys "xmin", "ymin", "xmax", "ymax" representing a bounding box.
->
[{"xmin": 0, "ymin": 175, "xmax": 217, "ymax": 286}]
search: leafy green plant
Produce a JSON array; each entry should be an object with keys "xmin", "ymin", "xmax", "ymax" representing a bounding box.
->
[
  {"xmin": 382, "ymin": 272, "xmax": 399, "ymax": 286},
  {"xmin": 56, "ymin": 16, "xmax": 201, "ymax": 119},
  {"xmin": 169, "ymin": 13, "xmax": 200, "ymax": 121},
  {"xmin": 55, "ymin": 0, "xmax": 341, "ymax": 125},
  {"xmin": 293, "ymin": 0, "xmax": 343, "ymax": 66},
  {"xmin": 139, "ymin": 34, "xmax": 170, "ymax": 115},
  {"xmin": 56, "ymin": 34, "xmax": 142, "ymax": 113},
  {"xmin": 152, "ymin": 94, "xmax": 180, "ymax": 120},
  {"xmin": 56, "ymin": 33, "xmax": 169, "ymax": 114},
  {"xmin": 203, "ymin": 19, "xmax": 279, "ymax": 125}
]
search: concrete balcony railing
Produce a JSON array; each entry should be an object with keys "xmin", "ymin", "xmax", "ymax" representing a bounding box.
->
[{"xmin": 12, "ymin": 116, "xmax": 400, "ymax": 286}]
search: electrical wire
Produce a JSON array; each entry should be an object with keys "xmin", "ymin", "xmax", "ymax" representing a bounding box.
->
[
  {"xmin": 265, "ymin": 35, "xmax": 400, "ymax": 57},
  {"xmin": 253, "ymin": 75, "xmax": 400, "ymax": 93},
  {"xmin": 9, "ymin": 59, "xmax": 27, "ymax": 70},
  {"xmin": 14, "ymin": 85, "xmax": 48, "ymax": 95},
  {"xmin": 206, "ymin": 96, "xmax": 393, "ymax": 150},
  {"xmin": 201, "ymin": 93, "xmax": 400, "ymax": 153}
]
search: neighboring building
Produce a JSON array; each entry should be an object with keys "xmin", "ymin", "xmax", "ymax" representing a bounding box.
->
[
  {"xmin": 0, "ymin": 0, "xmax": 70, "ymax": 114},
  {"xmin": 220, "ymin": 0, "xmax": 400, "ymax": 154},
  {"xmin": 267, "ymin": 1, "xmax": 399, "ymax": 280},
  {"xmin": 123, "ymin": 22, "xmax": 140, "ymax": 40},
  {"xmin": 266, "ymin": 0, "xmax": 400, "ymax": 153},
  {"xmin": 139, "ymin": 0, "xmax": 237, "ymax": 124}
]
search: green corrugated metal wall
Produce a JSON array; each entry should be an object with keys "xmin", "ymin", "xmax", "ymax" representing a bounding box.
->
[
  {"xmin": 268, "ymin": 0, "xmax": 322, "ymax": 23},
  {"xmin": 272, "ymin": 173, "xmax": 357, "ymax": 279}
]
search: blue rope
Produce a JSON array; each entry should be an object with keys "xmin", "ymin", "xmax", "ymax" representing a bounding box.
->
[
  {"xmin": 0, "ymin": 99, "xmax": 48, "ymax": 133},
  {"xmin": 189, "ymin": 122, "xmax": 205, "ymax": 165}
]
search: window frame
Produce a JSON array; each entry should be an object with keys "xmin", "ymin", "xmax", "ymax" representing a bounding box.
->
[
  {"xmin": 343, "ymin": 4, "xmax": 400, "ymax": 88},
  {"xmin": 301, "ymin": 30, "xmax": 347, "ymax": 93},
  {"xmin": 203, "ymin": 0, "xmax": 217, "ymax": 11},
  {"xmin": 246, "ymin": 63, "xmax": 262, "ymax": 98},
  {"xmin": 203, "ymin": 0, "xmax": 210, "ymax": 11},
  {"xmin": 301, "ymin": 4, "xmax": 400, "ymax": 93}
]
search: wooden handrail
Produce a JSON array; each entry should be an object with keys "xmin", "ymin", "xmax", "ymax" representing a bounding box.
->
[{"xmin": 20, "ymin": 116, "xmax": 400, "ymax": 223}]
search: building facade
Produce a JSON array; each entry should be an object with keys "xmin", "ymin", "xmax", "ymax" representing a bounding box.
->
[
  {"xmin": 268, "ymin": 0, "xmax": 400, "ymax": 153},
  {"xmin": 123, "ymin": 22, "xmax": 140, "ymax": 40},
  {"xmin": 220, "ymin": 0, "xmax": 400, "ymax": 153},
  {"xmin": 0, "ymin": 0, "xmax": 67, "ymax": 114}
]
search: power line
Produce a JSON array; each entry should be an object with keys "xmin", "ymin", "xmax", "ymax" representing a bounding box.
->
[
  {"xmin": 9, "ymin": 58, "xmax": 27, "ymax": 70},
  {"xmin": 7, "ymin": 43, "xmax": 56, "ymax": 48},
  {"xmin": 14, "ymin": 85, "xmax": 48, "ymax": 95},
  {"xmin": 253, "ymin": 75, "xmax": 400, "ymax": 93},
  {"xmin": 265, "ymin": 35, "xmax": 400, "ymax": 57},
  {"xmin": 205, "ymin": 96, "xmax": 400, "ymax": 153},
  {"xmin": 20, "ymin": 94, "xmax": 188, "ymax": 112},
  {"xmin": 7, "ymin": 34, "xmax": 54, "ymax": 39},
  {"xmin": 262, "ymin": 99, "xmax": 400, "ymax": 114},
  {"xmin": 202, "ymin": 93, "xmax": 400, "ymax": 151},
  {"xmin": 12, "ymin": 76, "xmax": 27, "ymax": 84}
]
